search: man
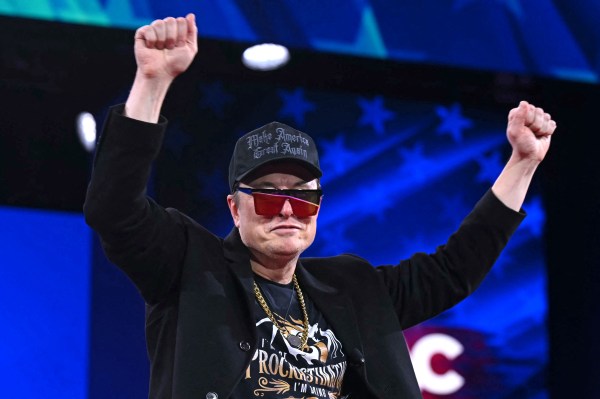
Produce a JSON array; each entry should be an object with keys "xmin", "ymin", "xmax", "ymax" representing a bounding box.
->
[{"xmin": 84, "ymin": 13, "xmax": 556, "ymax": 399}]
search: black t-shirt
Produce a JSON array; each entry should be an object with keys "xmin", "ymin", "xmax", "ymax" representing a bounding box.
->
[{"xmin": 231, "ymin": 274, "xmax": 347, "ymax": 398}]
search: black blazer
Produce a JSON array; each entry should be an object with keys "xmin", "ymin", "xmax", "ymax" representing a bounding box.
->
[{"xmin": 84, "ymin": 105, "xmax": 525, "ymax": 399}]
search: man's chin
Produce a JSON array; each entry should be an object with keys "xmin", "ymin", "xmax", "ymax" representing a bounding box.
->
[{"xmin": 267, "ymin": 240, "xmax": 306, "ymax": 258}]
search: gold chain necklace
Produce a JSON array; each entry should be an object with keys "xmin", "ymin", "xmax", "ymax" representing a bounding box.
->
[{"xmin": 253, "ymin": 274, "xmax": 309, "ymax": 350}]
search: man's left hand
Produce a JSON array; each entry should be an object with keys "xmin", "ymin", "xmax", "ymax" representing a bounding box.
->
[{"xmin": 506, "ymin": 101, "xmax": 557, "ymax": 163}]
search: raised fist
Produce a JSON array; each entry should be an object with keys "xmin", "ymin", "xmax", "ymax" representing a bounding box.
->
[
  {"xmin": 133, "ymin": 13, "xmax": 198, "ymax": 81},
  {"xmin": 506, "ymin": 101, "xmax": 557, "ymax": 163}
]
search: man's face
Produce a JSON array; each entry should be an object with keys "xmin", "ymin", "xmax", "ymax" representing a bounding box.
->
[{"xmin": 227, "ymin": 164, "xmax": 320, "ymax": 264}]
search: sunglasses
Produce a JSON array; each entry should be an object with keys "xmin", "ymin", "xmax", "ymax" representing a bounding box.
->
[{"xmin": 237, "ymin": 187, "xmax": 323, "ymax": 217}]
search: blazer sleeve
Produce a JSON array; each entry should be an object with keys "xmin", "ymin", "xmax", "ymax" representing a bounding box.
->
[
  {"xmin": 376, "ymin": 190, "xmax": 525, "ymax": 329},
  {"xmin": 83, "ymin": 104, "xmax": 187, "ymax": 304}
]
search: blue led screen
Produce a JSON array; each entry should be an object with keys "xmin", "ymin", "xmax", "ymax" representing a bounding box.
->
[
  {"xmin": 0, "ymin": 0, "xmax": 598, "ymax": 83},
  {"xmin": 0, "ymin": 206, "xmax": 91, "ymax": 399}
]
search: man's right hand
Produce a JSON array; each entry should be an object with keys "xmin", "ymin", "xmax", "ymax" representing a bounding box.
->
[
  {"xmin": 134, "ymin": 13, "xmax": 198, "ymax": 81},
  {"xmin": 125, "ymin": 14, "xmax": 198, "ymax": 123}
]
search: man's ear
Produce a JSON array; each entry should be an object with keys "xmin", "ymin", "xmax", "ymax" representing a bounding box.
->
[{"xmin": 227, "ymin": 195, "xmax": 241, "ymax": 228}]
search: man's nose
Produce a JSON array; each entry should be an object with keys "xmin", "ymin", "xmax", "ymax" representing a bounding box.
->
[{"xmin": 279, "ymin": 199, "xmax": 294, "ymax": 217}]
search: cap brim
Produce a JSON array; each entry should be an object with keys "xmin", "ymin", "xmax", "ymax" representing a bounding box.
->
[{"xmin": 235, "ymin": 158, "xmax": 322, "ymax": 187}]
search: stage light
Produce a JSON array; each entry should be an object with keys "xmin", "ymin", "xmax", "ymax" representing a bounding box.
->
[
  {"xmin": 76, "ymin": 112, "xmax": 96, "ymax": 152},
  {"xmin": 242, "ymin": 43, "xmax": 290, "ymax": 71}
]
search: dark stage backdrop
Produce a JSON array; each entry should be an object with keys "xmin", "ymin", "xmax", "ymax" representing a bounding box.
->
[{"xmin": 0, "ymin": 16, "xmax": 597, "ymax": 399}]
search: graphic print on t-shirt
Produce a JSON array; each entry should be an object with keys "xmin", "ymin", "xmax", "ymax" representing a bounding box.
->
[
  {"xmin": 244, "ymin": 315, "xmax": 346, "ymax": 398},
  {"xmin": 233, "ymin": 278, "xmax": 347, "ymax": 399}
]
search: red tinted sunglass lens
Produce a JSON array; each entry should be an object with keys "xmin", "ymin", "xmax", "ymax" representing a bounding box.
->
[
  {"xmin": 252, "ymin": 193, "xmax": 319, "ymax": 217},
  {"xmin": 253, "ymin": 192, "xmax": 286, "ymax": 216},
  {"xmin": 288, "ymin": 197, "xmax": 319, "ymax": 217}
]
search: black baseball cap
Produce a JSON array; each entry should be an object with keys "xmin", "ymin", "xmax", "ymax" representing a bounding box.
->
[{"xmin": 228, "ymin": 121, "xmax": 322, "ymax": 192}]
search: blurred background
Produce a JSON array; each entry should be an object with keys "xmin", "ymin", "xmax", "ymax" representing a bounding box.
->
[{"xmin": 0, "ymin": 1, "xmax": 598, "ymax": 398}]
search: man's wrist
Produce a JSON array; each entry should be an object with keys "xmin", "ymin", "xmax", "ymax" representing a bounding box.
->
[
  {"xmin": 124, "ymin": 71, "xmax": 173, "ymax": 123},
  {"xmin": 506, "ymin": 153, "xmax": 541, "ymax": 176}
]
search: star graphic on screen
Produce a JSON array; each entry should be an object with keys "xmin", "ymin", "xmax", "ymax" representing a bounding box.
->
[
  {"xmin": 348, "ymin": 180, "xmax": 396, "ymax": 222},
  {"xmin": 435, "ymin": 103, "xmax": 473, "ymax": 142},
  {"xmin": 278, "ymin": 88, "xmax": 315, "ymax": 126},
  {"xmin": 358, "ymin": 96, "xmax": 395, "ymax": 135},
  {"xmin": 199, "ymin": 81, "xmax": 234, "ymax": 118},
  {"xmin": 521, "ymin": 196, "xmax": 545, "ymax": 237},
  {"xmin": 319, "ymin": 135, "xmax": 356, "ymax": 175},
  {"xmin": 397, "ymin": 143, "xmax": 433, "ymax": 182},
  {"xmin": 475, "ymin": 151, "xmax": 503, "ymax": 184},
  {"xmin": 452, "ymin": 0, "xmax": 523, "ymax": 18}
]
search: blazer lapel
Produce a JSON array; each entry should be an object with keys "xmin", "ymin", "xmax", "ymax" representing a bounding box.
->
[
  {"xmin": 295, "ymin": 262, "xmax": 365, "ymax": 370},
  {"xmin": 223, "ymin": 228, "xmax": 256, "ymax": 329},
  {"xmin": 296, "ymin": 262, "xmax": 382, "ymax": 397}
]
